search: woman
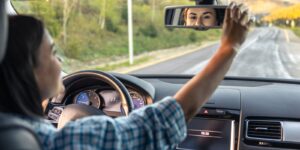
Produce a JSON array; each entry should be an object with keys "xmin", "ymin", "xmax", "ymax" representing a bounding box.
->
[{"xmin": 0, "ymin": 2, "xmax": 250, "ymax": 150}]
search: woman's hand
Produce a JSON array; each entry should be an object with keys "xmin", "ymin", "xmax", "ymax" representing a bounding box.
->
[
  {"xmin": 175, "ymin": 2, "xmax": 252, "ymax": 122},
  {"xmin": 221, "ymin": 2, "xmax": 251, "ymax": 52}
]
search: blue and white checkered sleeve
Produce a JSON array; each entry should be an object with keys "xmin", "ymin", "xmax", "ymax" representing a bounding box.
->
[
  {"xmin": 114, "ymin": 96, "xmax": 187, "ymax": 149},
  {"xmin": 46, "ymin": 96, "xmax": 187, "ymax": 150}
]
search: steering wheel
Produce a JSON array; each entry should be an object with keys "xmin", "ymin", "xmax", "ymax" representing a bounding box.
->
[{"xmin": 56, "ymin": 70, "xmax": 134, "ymax": 128}]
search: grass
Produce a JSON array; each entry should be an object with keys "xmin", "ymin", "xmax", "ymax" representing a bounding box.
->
[
  {"xmin": 91, "ymin": 56, "xmax": 152, "ymax": 71},
  {"xmin": 292, "ymin": 27, "xmax": 300, "ymax": 37},
  {"xmin": 64, "ymin": 28, "xmax": 221, "ymax": 62}
]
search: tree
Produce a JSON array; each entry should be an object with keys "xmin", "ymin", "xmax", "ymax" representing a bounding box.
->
[
  {"xmin": 98, "ymin": 0, "xmax": 106, "ymax": 29},
  {"xmin": 62, "ymin": 0, "xmax": 78, "ymax": 44},
  {"xmin": 151, "ymin": 0, "xmax": 156, "ymax": 22},
  {"xmin": 263, "ymin": 4, "xmax": 300, "ymax": 22}
]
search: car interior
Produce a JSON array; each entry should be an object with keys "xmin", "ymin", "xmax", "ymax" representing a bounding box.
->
[{"xmin": 2, "ymin": 0, "xmax": 300, "ymax": 150}]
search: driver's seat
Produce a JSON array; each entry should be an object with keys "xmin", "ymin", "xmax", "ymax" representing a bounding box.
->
[
  {"xmin": 0, "ymin": 115, "xmax": 42, "ymax": 150},
  {"xmin": 0, "ymin": 1, "xmax": 42, "ymax": 150}
]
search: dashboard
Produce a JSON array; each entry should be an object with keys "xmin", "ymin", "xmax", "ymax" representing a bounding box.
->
[
  {"xmin": 46, "ymin": 73, "xmax": 300, "ymax": 150},
  {"xmin": 141, "ymin": 75, "xmax": 300, "ymax": 150}
]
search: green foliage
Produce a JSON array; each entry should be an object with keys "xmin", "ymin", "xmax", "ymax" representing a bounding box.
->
[
  {"xmin": 121, "ymin": 6, "xmax": 128, "ymax": 23},
  {"xmin": 93, "ymin": 56, "xmax": 152, "ymax": 71},
  {"xmin": 105, "ymin": 17, "xmax": 120, "ymax": 33},
  {"xmin": 189, "ymin": 32, "xmax": 197, "ymax": 42},
  {"xmin": 139, "ymin": 23, "xmax": 158, "ymax": 38}
]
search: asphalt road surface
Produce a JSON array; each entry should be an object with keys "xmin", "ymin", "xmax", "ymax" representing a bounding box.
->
[{"xmin": 131, "ymin": 27, "xmax": 300, "ymax": 79}]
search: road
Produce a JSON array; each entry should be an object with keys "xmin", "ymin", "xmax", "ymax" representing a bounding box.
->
[{"xmin": 131, "ymin": 27, "xmax": 300, "ymax": 79}]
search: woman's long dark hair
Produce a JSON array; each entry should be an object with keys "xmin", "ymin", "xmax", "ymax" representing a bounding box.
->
[{"xmin": 0, "ymin": 15, "xmax": 45, "ymax": 116}]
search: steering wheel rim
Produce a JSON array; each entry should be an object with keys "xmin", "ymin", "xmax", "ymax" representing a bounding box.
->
[{"xmin": 54, "ymin": 70, "xmax": 133, "ymax": 128}]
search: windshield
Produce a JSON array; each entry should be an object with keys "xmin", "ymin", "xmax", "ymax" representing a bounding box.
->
[{"xmin": 11, "ymin": 0, "xmax": 300, "ymax": 79}]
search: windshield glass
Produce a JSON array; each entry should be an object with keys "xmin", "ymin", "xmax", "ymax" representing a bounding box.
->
[{"xmin": 11, "ymin": 0, "xmax": 300, "ymax": 79}]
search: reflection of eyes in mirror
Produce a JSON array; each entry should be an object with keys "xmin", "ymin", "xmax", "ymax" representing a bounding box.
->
[
  {"xmin": 184, "ymin": 8, "xmax": 217, "ymax": 27},
  {"xmin": 164, "ymin": 6, "xmax": 226, "ymax": 29}
]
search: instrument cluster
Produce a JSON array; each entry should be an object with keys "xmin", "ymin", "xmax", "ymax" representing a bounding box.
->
[{"xmin": 73, "ymin": 88, "xmax": 147, "ymax": 114}]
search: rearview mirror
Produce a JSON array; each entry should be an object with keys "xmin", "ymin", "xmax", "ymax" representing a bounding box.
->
[{"xmin": 165, "ymin": 5, "xmax": 227, "ymax": 30}]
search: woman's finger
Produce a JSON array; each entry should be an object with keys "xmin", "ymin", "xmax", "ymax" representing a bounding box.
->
[
  {"xmin": 232, "ymin": 3, "xmax": 243, "ymax": 22},
  {"xmin": 224, "ymin": 4, "xmax": 232, "ymax": 22},
  {"xmin": 229, "ymin": 1, "xmax": 236, "ymax": 9},
  {"xmin": 246, "ymin": 19, "xmax": 253, "ymax": 29},
  {"xmin": 230, "ymin": 2, "xmax": 237, "ymax": 19},
  {"xmin": 239, "ymin": 9, "xmax": 249, "ymax": 25},
  {"xmin": 236, "ymin": 3, "xmax": 244, "ymax": 21}
]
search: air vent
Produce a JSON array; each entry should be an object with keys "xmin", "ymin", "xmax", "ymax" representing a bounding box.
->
[{"xmin": 246, "ymin": 120, "xmax": 282, "ymax": 141}]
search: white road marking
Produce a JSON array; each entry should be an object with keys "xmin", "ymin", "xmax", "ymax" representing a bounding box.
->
[
  {"xmin": 284, "ymin": 44, "xmax": 300, "ymax": 65},
  {"xmin": 288, "ymin": 53, "xmax": 297, "ymax": 64},
  {"xmin": 284, "ymin": 30, "xmax": 290, "ymax": 43},
  {"xmin": 239, "ymin": 35, "xmax": 258, "ymax": 52},
  {"xmin": 274, "ymin": 44, "xmax": 293, "ymax": 79},
  {"xmin": 183, "ymin": 59, "xmax": 210, "ymax": 74},
  {"xmin": 281, "ymin": 30, "xmax": 299, "ymax": 64},
  {"xmin": 285, "ymin": 45, "xmax": 299, "ymax": 64}
]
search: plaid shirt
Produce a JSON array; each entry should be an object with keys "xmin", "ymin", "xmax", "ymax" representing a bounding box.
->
[{"xmin": 22, "ymin": 97, "xmax": 187, "ymax": 150}]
